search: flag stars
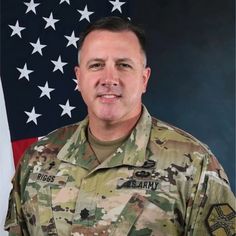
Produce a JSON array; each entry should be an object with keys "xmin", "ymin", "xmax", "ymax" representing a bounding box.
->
[
  {"xmin": 51, "ymin": 55, "xmax": 68, "ymax": 73},
  {"xmin": 38, "ymin": 82, "xmax": 55, "ymax": 99},
  {"xmin": 17, "ymin": 63, "xmax": 34, "ymax": 81},
  {"xmin": 65, "ymin": 31, "xmax": 79, "ymax": 48},
  {"xmin": 77, "ymin": 5, "xmax": 94, "ymax": 22},
  {"xmin": 59, "ymin": 99, "xmax": 75, "ymax": 117},
  {"xmin": 60, "ymin": 0, "xmax": 70, "ymax": 4},
  {"xmin": 43, "ymin": 12, "xmax": 59, "ymax": 30},
  {"xmin": 24, "ymin": 107, "xmax": 42, "ymax": 125},
  {"xmin": 24, "ymin": 0, "xmax": 40, "ymax": 14},
  {"xmin": 9, "ymin": 20, "xmax": 25, "ymax": 38},
  {"xmin": 109, "ymin": 0, "xmax": 126, "ymax": 13},
  {"xmin": 30, "ymin": 38, "xmax": 47, "ymax": 55},
  {"xmin": 73, "ymin": 79, "xmax": 79, "ymax": 91}
]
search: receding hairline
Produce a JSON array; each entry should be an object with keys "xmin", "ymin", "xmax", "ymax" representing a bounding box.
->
[{"xmin": 77, "ymin": 29, "xmax": 147, "ymax": 67}]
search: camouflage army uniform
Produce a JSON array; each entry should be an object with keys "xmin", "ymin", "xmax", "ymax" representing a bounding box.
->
[{"xmin": 5, "ymin": 106, "xmax": 236, "ymax": 236}]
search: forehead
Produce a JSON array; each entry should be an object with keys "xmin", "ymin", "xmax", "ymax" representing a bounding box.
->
[
  {"xmin": 78, "ymin": 30, "xmax": 144, "ymax": 64},
  {"xmin": 81, "ymin": 30, "xmax": 142, "ymax": 52}
]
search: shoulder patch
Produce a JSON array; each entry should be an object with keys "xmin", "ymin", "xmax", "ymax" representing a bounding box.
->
[{"xmin": 206, "ymin": 203, "xmax": 236, "ymax": 236}]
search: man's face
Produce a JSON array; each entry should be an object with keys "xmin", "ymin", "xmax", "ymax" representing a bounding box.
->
[{"xmin": 75, "ymin": 30, "xmax": 151, "ymax": 124}]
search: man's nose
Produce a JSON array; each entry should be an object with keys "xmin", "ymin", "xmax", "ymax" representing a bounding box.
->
[{"xmin": 100, "ymin": 66, "xmax": 119, "ymax": 87}]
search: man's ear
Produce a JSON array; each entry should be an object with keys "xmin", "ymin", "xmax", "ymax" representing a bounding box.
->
[
  {"xmin": 74, "ymin": 66, "xmax": 80, "ymax": 91},
  {"xmin": 142, "ymin": 67, "xmax": 151, "ymax": 93}
]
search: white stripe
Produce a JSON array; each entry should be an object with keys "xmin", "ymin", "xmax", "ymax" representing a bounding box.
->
[{"xmin": 0, "ymin": 78, "xmax": 15, "ymax": 235}]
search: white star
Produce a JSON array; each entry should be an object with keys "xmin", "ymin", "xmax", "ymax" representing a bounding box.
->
[
  {"xmin": 9, "ymin": 20, "xmax": 25, "ymax": 38},
  {"xmin": 59, "ymin": 99, "xmax": 75, "ymax": 117},
  {"xmin": 17, "ymin": 63, "xmax": 34, "ymax": 81},
  {"xmin": 24, "ymin": 107, "xmax": 42, "ymax": 125},
  {"xmin": 24, "ymin": 0, "xmax": 40, "ymax": 14},
  {"xmin": 64, "ymin": 31, "xmax": 79, "ymax": 48},
  {"xmin": 30, "ymin": 38, "xmax": 47, "ymax": 55},
  {"xmin": 51, "ymin": 55, "xmax": 68, "ymax": 73},
  {"xmin": 77, "ymin": 5, "xmax": 94, "ymax": 22},
  {"xmin": 43, "ymin": 13, "xmax": 59, "ymax": 30},
  {"xmin": 109, "ymin": 0, "xmax": 126, "ymax": 13},
  {"xmin": 38, "ymin": 81, "xmax": 55, "ymax": 99},
  {"xmin": 73, "ymin": 79, "xmax": 79, "ymax": 91},
  {"xmin": 60, "ymin": 0, "xmax": 70, "ymax": 4}
]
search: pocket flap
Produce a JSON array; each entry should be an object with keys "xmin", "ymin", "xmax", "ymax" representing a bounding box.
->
[{"xmin": 109, "ymin": 193, "xmax": 148, "ymax": 235}]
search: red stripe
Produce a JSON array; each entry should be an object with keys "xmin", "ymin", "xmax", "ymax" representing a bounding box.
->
[{"xmin": 12, "ymin": 138, "xmax": 38, "ymax": 167}]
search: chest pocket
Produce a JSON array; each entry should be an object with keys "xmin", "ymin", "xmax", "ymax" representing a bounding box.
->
[
  {"xmin": 108, "ymin": 193, "xmax": 148, "ymax": 236},
  {"xmin": 22, "ymin": 173, "xmax": 67, "ymax": 236},
  {"xmin": 107, "ymin": 192, "xmax": 183, "ymax": 236}
]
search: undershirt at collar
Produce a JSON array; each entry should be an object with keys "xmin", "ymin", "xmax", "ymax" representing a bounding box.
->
[{"xmin": 87, "ymin": 127, "xmax": 129, "ymax": 164}]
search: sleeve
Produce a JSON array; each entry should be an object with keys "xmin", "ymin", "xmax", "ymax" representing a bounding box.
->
[
  {"xmin": 186, "ymin": 154, "xmax": 236, "ymax": 236},
  {"xmin": 4, "ymin": 158, "xmax": 30, "ymax": 236}
]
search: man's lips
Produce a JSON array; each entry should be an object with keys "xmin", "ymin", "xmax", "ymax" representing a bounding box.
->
[
  {"xmin": 96, "ymin": 85, "xmax": 122, "ymax": 101},
  {"xmin": 97, "ymin": 94, "xmax": 122, "ymax": 98},
  {"xmin": 96, "ymin": 93, "xmax": 122, "ymax": 103}
]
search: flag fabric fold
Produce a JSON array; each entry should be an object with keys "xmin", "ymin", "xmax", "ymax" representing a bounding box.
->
[{"xmin": 0, "ymin": 78, "xmax": 15, "ymax": 236}]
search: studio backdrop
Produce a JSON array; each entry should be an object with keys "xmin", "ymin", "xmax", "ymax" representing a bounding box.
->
[{"xmin": 0, "ymin": 1, "xmax": 235, "ymax": 235}]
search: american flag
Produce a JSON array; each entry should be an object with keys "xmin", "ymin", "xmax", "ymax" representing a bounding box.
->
[{"xmin": 0, "ymin": 0, "xmax": 130, "ymax": 234}]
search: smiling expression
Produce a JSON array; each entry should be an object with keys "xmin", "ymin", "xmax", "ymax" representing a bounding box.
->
[{"xmin": 75, "ymin": 30, "xmax": 151, "ymax": 124}]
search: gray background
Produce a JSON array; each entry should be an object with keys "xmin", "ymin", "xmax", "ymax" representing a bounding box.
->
[{"xmin": 130, "ymin": 0, "xmax": 235, "ymax": 193}]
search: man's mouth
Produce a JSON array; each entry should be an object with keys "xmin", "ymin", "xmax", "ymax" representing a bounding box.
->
[
  {"xmin": 98, "ymin": 94, "xmax": 121, "ymax": 98},
  {"xmin": 97, "ymin": 93, "xmax": 122, "ymax": 103},
  {"xmin": 96, "ymin": 86, "xmax": 122, "ymax": 102}
]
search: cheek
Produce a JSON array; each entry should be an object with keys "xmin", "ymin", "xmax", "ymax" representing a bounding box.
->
[
  {"xmin": 124, "ymin": 76, "xmax": 146, "ymax": 92},
  {"xmin": 79, "ymin": 83, "xmax": 92, "ymax": 102},
  {"xmin": 79, "ymin": 76, "xmax": 94, "ymax": 91}
]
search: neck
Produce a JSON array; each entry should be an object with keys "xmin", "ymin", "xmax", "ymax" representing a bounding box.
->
[{"xmin": 88, "ymin": 112, "xmax": 142, "ymax": 141}]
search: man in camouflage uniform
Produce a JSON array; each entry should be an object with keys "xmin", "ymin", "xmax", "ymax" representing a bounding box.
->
[{"xmin": 5, "ymin": 16, "xmax": 235, "ymax": 236}]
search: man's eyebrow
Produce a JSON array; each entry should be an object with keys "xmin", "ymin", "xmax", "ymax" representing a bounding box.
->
[
  {"xmin": 115, "ymin": 58, "xmax": 134, "ymax": 64},
  {"xmin": 86, "ymin": 58, "xmax": 105, "ymax": 66},
  {"xmin": 85, "ymin": 57, "xmax": 135, "ymax": 66}
]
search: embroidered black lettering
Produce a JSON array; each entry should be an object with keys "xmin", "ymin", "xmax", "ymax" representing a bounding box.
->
[
  {"xmin": 50, "ymin": 176, "xmax": 55, "ymax": 182},
  {"xmin": 37, "ymin": 173, "xmax": 42, "ymax": 180},
  {"xmin": 152, "ymin": 182, "xmax": 158, "ymax": 190},
  {"xmin": 137, "ymin": 181, "xmax": 143, "ymax": 188},
  {"xmin": 117, "ymin": 179, "xmax": 159, "ymax": 190},
  {"xmin": 42, "ymin": 175, "xmax": 47, "ymax": 181},
  {"xmin": 143, "ymin": 181, "xmax": 148, "ymax": 188},
  {"xmin": 131, "ymin": 180, "xmax": 136, "ymax": 188},
  {"xmin": 47, "ymin": 176, "xmax": 52, "ymax": 182},
  {"xmin": 148, "ymin": 181, "xmax": 154, "ymax": 189},
  {"xmin": 125, "ymin": 180, "xmax": 131, "ymax": 188}
]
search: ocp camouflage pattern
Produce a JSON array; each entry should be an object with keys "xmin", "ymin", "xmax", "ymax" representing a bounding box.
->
[{"xmin": 5, "ymin": 106, "xmax": 236, "ymax": 235}]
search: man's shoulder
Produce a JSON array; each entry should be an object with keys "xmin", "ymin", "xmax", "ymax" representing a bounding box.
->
[
  {"xmin": 149, "ymin": 116, "xmax": 232, "ymax": 187},
  {"xmin": 150, "ymin": 116, "xmax": 211, "ymax": 156},
  {"xmin": 36, "ymin": 122, "xmax": 80, "ymax": 148},
  {"xmin": 19, "ymin": 121, "xmax": 82, "ymax": 167}
]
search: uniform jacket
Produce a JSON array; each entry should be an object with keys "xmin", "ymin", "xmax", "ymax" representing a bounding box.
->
[{"xmin": 5, "ymin": 106, "xmax": 236, "ymax": 236}]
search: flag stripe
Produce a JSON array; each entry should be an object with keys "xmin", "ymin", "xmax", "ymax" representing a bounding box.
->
[{"xmin": 12, "ymin": 137, "xmax": 38, "ymax": 167}]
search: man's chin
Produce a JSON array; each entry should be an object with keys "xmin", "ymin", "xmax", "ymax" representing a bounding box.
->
[
  {"xmin": 97, "ymin": 113, "xmax": 120, "ymax": 123},
  {"xmin": 94, "ymin": 104, "xmax": 120, "ymax": 118}
]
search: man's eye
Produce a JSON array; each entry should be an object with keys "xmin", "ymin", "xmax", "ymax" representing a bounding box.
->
[
  {"xmin": 118, "ymin": 63, "xmax": 132, "ymax": 69},
  {"xmin": 89, "ymin": 63, "xmax": 103, "ymax": 69}
]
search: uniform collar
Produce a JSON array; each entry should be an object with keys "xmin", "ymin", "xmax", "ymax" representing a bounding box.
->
[{"xmin": 57, "ymin": 105, "xmax": 152, "ymax": 171}]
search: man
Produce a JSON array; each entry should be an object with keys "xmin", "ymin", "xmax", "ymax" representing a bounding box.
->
[{"xmin": 5, "ymin": 16, "xmax": 235, "ymax": 236}]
